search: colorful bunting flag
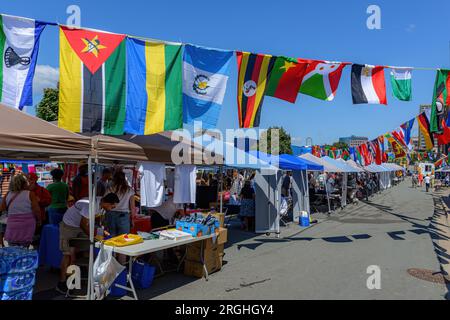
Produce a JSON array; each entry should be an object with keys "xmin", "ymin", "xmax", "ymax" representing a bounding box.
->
[
  {"xmin": 265, "ymin": 56, "xmax": 308, "ymax": 103},
  {"xmin": 390, "ymin": 67, "xmax": 412, "ymax": 101},
  {"xmin": 298, "ymin": 59, "xmax": 348, "ymax": 101},
  {"xmin": 182, "ymin": 44, "xmax": 233, "ymax": 129},
  {"xmin": 236, "ymin": 51, "xmax": 276, "ymax": 128},
  {"xmin": 417, "ymin": 112, "xmax": 435, "ymax": 151},
  {"xmin": 400, "ymin": 118, "xmax": 415, "ymax": 150},
  {"xmin": 351, "ymin": 64, "xmax": 387, "ymax": 105},
  {"xmin": 430, "ymin": 69, "xmax": 450, "ymax": 133},
  {"xmin": 0, "ymin": 14, "xmax": 48, "ymax": 110},
  {"xmin": 58, "ymin": 26, "xmax": 126, "ymax": 134},
  {"xmin": 124, "ymin": 38, "xmax": 183, "ymax": 135}
]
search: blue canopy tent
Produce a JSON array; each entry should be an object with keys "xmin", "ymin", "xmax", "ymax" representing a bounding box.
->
[{"xmin": 250, "ymin": 151, "xmax": 324, "ymax": 227}]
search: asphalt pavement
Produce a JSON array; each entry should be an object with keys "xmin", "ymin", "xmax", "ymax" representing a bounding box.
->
[{"xmin": 138, "ymin": 179, "xmax": 448, "ymax": 300}]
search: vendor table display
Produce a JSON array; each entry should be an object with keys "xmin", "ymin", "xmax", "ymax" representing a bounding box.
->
[{"xmin": 97, "ymin": 233, "xmax": 216, "ymax": 300}]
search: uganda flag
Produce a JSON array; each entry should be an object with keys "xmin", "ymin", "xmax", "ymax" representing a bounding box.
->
[
  {"xmin": 236, "ymin": 52, "xmax": 276, "ymax": 128},
  {"xmin": 58, "ymin": 26, "xmax": 126, "ymax": 134},
  {"xmin": 265, "ymin": 56, "xmax": 308, "ymax": 103}
]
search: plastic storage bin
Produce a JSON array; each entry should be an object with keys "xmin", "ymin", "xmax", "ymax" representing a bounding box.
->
[
  {"xmin": 0, "ymin": 247, "xmax": 39, "ymax": 274},
  {"xmin": 1, "ymin": 286, "xmax": 33, "ymax": 300},
  {"xmin": 0, "ymin": 271, "xmax": 36, "ymax": 292}
]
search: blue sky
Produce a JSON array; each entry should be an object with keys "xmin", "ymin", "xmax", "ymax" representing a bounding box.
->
[{"xmin": 3, "ymin": 0, "xmax": 450, "ymax": 145}]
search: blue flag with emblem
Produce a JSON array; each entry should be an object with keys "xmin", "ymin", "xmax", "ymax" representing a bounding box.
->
[{"xmin": 182, "ymin": 44, "xmax": 233, "ymax": 129}]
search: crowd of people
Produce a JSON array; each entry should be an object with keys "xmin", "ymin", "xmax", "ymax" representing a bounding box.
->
[{"xmin": 0, "ymin": 164, "xmax": 150, "ymax": 293}]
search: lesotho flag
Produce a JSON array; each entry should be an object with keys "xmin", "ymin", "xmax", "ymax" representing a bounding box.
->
[
  {"xmin": 182, "ymin": 44, "xmax": 233, "ymax": 129},
  {"xmin": 0, "ymin": 14, "xmax": 50, "ymax": 110}
]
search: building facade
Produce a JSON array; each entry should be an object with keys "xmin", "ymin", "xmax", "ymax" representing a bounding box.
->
[{"xmin": 339, "ymin": 135, "xmax": 369, "ymax": 147}]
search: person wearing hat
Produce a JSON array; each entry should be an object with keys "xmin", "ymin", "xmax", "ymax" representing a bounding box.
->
[
  {"xmin": 47, "ymin": 169, "xmax": 69, "ymax": 225},
  {"xmin": 27, "ymin": 173, "xmax": 52, "ymax": 224}
]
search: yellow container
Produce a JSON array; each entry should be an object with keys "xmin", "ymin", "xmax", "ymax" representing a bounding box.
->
[{"xmin": 103, "ymin": 234, "xmax": 143, "ymax": 247}]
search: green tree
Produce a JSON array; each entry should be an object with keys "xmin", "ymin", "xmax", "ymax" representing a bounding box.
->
[
  {"xmin": 258, "ymin": 126, "xmax": 293, "ymax": 155},
  {"xmin": 36, "ymin": 85, "xmax": 59, "ymax": 122},
  {"xmin": 332, "ymin": 142, "xmax": 349, "ymax": 150}
]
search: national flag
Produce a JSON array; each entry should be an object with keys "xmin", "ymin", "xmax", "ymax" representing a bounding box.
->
[
  {"xmin": 392, "ymin": 129, "xmax": 407, "ymax": 149},
  {"xmin": 400, "ymin": 118, "xmax": 415, "ymax": 150},
  {"xmin": 360, "ymin": 143, "xmax": 372, "ymax": 165},
  {"xmin": 435, "ymin": 117, "xmax": 450, "ymax": 145},
  {"xmin": 265, "ymin": 56, "xmax": 307, "ymax": 103},
  {"xmin": 387, "ymin": 136, "xmax": 407, "ymax": 159},
  {"xmin": 435, "ymin": 155, "xmax": 448, "ymax": 168},
  {"xmin": 182, "ymin": 44, "xmax": 233, "ymax": 129},
  {"xmin": 58, "ymin": 27, "xmax": 126, "ymax": 134},
  {"xmin": 390, "ymin": 67, "xmax": 412, "ymax": 101},
  {"xmin": 341, "ymin": 149, "xmax": 350, "ymax": 160},
  {"xmin": 0, "ymin": 14, "xmax": 49, "ymax": 110},
  {"xmin": 124, "ymin": 38, "xmax": 182, "ymax": 135},
  {"xmin": 298, "ymin": 59, "xmax": 348, "ymax": 101},
  {"xmin": 356, "ymin": 146, "xmax": 364, "ymax": 165},
  {"xmin": 351, "ymin": 64, "xmax": 387, "ymax": 105},
  {"xmin": 378, "ymin": 135, "xmax": 385, "ymax": 154},
  {"xmin": 370, "ymin": 139, "xmax": 382, "ymax": 165},
  {"xmin": 236, "ymin": 51, "xmax": 276, "ymax": 128},
  {"xmin": 430, "ymin": 69, "xmax": 450, "ymax": 133},
  {"xmin": 416, "ymin": 112, "xmax": 435, "ymax": 150},
  {"xmin": 349, "ymin": 147, "xmax": 357, "ymax": 162}
]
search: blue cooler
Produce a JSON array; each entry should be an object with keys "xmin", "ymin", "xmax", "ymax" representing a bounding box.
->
[
  {"xmin": 131, "ymin": 261, "xmax": 156, "ymax": 289},
  {"xmin": 300, "ymin": 211, "xmax": 310, "ymax": 227}
]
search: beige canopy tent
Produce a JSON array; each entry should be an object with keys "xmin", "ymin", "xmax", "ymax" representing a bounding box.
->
[{"xmin": 0, "ymin": 104, "xmax": 92, "ymax": 160}]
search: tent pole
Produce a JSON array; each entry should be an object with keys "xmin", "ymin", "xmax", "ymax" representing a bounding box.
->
[
  {"xmin": 87, "ymin": 156, "xmax": 94, "ymax": 300},
  {"xmin": 219, "ymin": 166, "xmax": 223, "ymax": 214},
  {"xmin": 325, "ymin": 173, "xmax": 331, "ymax": 213}
]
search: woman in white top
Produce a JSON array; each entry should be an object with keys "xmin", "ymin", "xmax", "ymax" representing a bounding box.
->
[
  {"xmin": 105, "ymin": 171, "xmax": 136, "ymax": 236},
  {"xmin": 0, "ymin": 174, "xmax": 41, "ymax": 247}
]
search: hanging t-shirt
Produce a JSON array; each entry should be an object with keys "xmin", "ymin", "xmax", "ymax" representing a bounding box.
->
[
  {"xmin": 174, "ymin": 165, "xmax": 196, "ymax": 204},
  {"xmin": 138, "ymin": 162, "xmax": 166, "ymax": 208}
]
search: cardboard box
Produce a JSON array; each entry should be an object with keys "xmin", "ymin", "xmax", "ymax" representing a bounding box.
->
[
  {"xmin": 184, "ymin": 245, "xmax": 223, "ymax": 278},
  {"xmin": 184, "ymin": 259, "xmax": 221, "ymax": 278},
  {"xmin": 217, "ymin": 227, "xmax": 228, "ymax": 245},
  {"xmin": 186, "ymin": 243, "xmax": 224, "ymax": 262}
]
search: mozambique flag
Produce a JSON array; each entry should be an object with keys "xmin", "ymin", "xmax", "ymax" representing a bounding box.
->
[
  {"xmin": 430, "ymin": 69, "xmax": 450, "ymax": 133},
  {"xmin": 58, "ymin": 26, "xmax": 126, "ymax": 134},
  {"xmin": 417, "ymin": 112, "xmax": 435, "ymax": 150},
  {"xmin": 265, "ymin": 56, "xmax": 308, "ymax": 103},
  {"xmin": 124, "ymin": 38, "xmax": 182, "ymax": 135},
  {"xmin": 236, "ymin": 51, "xmax": 276, "ymax": 128}
]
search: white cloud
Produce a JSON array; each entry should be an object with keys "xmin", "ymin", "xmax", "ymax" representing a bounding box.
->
[
  {"xmin": 405, "ymin": 24, "xmax": 416, "ymax": 32},
  {"xmin": 32, "ymin": 65, "xmax": 59, "ymax": 95}
]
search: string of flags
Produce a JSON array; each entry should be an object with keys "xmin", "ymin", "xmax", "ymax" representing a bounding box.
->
[
  {"xmin": 308, "ymin": 109, "xmax": 450, "ymax": 166},
  {"xmin": 2, "ymin": 13, "xmax": 450, "ymax": 138}
]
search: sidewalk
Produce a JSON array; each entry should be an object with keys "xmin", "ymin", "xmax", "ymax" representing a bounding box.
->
[{"xmin": 431, "ymin": 189, "xmax": 450, "ymax": 298}]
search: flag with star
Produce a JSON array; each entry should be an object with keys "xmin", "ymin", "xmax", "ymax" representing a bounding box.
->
[
  {"xmin": 58, "ymin": 26, "xmax": 126, "ymax": 134},
  {"xmin": 265, "ymin": 56, "xmax": 308, "ymax": 103}
]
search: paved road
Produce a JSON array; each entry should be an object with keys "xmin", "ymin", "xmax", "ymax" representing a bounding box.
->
[{"xmin": 137, "ymin": 179, "xmax": 448, "ymax": 300}]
